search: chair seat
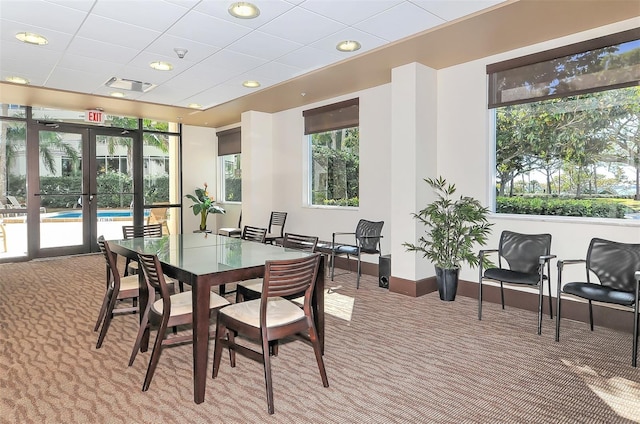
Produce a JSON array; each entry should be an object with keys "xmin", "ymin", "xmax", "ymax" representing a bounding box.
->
[
  {"xmin": 151, "ymin": 290, "xmax": 230, "ymax": 316},
  {"xmin": 562, "ymin": 282, "xmax": 636, "ymax": 306},
  {"xmin": 333, "ymin": 244, "xmax": 358, "ymax": 255},
  {"xmin": 218, "ymin": 228, "xmax": 241, "ymax": 237},
  {"xmin": 221, "ymin": 297, "xmax": 304, "ymax": 328},
  {"xmin": 483, "ymin": 268, "xmax": 540, "ymax": 285},
  {"xmin": 118, "ymin": 274, "xmax": 141, "ymax": 292},
  {"xmin": 238, "ymin": 278, "xmax": 263, "ymax": 294}
]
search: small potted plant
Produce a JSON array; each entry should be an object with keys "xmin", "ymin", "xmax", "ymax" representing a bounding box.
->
[
  {"xmin": 403, "ymin": 176, "xmax": 492, "ymax": 301},
  {"xmin": 186, "ymin": 183, "xmax": 225, "ymax": 231}
]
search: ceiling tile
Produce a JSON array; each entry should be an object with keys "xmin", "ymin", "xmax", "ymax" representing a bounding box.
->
[
  {"xmin": 300, "ymin": 0, "xmax": 403, "ymax": 25},
  {"xmin": 354, "ymin": 2, "xmax": 444, "ymax": 42},
  {"xmin": 194, "ymin": 0, "xmax": 296, "ymax": 29},
  {"xmin": 259, "ymin": 7, "xmax": 346, "ymax": 45},
  {"xmin": 245, "ymin": 61, "xmax": 305, "ymax": 82},
  {"xmin": 66, "ymin": 37, "xmax": 140, "ymax": 64},
  {"xmin": 90, "ymin": 0, "xmax": 191, "ymax": 32},
  {"xmin": 0, "ymin": 0, "xmax": 87, "ymax": 34},
  {"xmin": 276, "ymin": 45, "xmax": 343, "ymax": 72},
  {"xmin": 75, "ymin": 14, "xmax": 161, "ymax": 50},
  {"xmin": 410, "ymin": 0, "xmax": 505, "ymax": 21},
  {"xmin": 310, "ymin": 27, "xmax": 387, "ymax": 56},
  {"xmin": 225, "ymin": 30, "xmax": 303, "ymax": 61},
  {"xmin": 167, "ymin": 10, "xmax": 252, "ymax": 48},
  {"xmin": 0, "ymin": 19, "xmax": 74, "ymax": 52},
  {"xmin": 145, "ymin": 34, "xmax": 221, "ymax": 63}
]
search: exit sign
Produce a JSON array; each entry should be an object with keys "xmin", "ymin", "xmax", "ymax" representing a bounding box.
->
[{"xmin": 85, "ymin": 109, "xmax": 105, "ymax": 124}]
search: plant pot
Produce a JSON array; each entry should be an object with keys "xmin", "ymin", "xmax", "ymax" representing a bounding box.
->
[{"xmin": 435, "ymin": 266, "xmax": 459, "ymax": 301}]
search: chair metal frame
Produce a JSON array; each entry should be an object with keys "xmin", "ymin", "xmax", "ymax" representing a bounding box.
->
[
  {"xmin": 478, "ymin": 230, "xmax": 555, "ymax": 335},
  {"xmin": 555, "ymin": 238, "xmax": 640, "ymax": 366},
  {"xmin": 330, "ymin": 219, "xmax": 384, "ymax": 289},
  {"xmin": 212, "ymin": 254, "xmax": 328, "ymax": 414}
]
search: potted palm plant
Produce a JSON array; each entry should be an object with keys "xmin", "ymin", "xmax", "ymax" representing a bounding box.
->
[
  {"xmin": 403, "ymin": 176, "xmax": 493, "ymax": 301},
  {"xmin": 186, "ymin": 183, "xmax": 225, "ymax": 231}
]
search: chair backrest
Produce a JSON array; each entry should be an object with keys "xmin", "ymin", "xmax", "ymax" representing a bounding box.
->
[
  {"xmin": 242, "ymin": 225, "xmax": 267, "ymax": 243},
  {"xmin": 355, "ymin": 219, "xmax": 384, "ymax": 253},
  {"xmin": 268, "ymin": 211, "xmax": 287, "ymax": 237},
  {"xmin": 282, "ymin": 233, "xmax": 318, "ymax": 252},
  {"xmin": 122, "ymin": 223, "xmax": 163, "ymax": 239},
  {"xmin": 137, "ymin": 252, "xmax": 172, "ymax": 314},
  {"xmin": 7, "ymin": 196, "xmax": 24, "ymax": 207},
  {"xmin": 97, "ymin": 235, "xmax": 120, "ymax": 289},
  {"xmin": 498, "ymin": 230, "xmax": 551, "ymax": 274},
  {"xmin": 586, "ymin": 238, "xmax": 640, "ymax": 292},
  {"xmin": 262, "ymin": 254, "xmax": 322, "ymax": 310}
]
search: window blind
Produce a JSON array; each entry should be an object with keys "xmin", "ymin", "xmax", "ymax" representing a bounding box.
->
[
  {"xmin": 303, "ymin": 98, "xmax": 359, "ymax": 135},
  {"xmin": 216, "ymin": 127, "xmax": 241, "ymax": 156}
]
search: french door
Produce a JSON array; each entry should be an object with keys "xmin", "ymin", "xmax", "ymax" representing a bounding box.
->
[{"xmin": 30, "ymin": 123, "xmax": 140, "ymax": 258}]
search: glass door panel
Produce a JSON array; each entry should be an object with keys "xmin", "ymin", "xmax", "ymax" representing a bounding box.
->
[
  {"xmin": 38, "ymin": 130, "xmax": 86, "ymax": 250},
  {"xmin": 0, "ymin": 119, "xmax": 28, "ymax": 259},
  {"xmin": 95, "ymin": 133, "xmax": 135, "ymax": 241}
]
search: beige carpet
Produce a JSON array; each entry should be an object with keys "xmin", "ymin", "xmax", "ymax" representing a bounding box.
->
[{"xmin": 1, "ymin": 254, "xmax": 640, "ymax": 423}]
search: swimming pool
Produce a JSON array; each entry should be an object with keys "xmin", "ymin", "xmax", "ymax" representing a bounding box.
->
[{"xmin": 42, "ymin": 209, "xmax": 149, "ymax": 222}]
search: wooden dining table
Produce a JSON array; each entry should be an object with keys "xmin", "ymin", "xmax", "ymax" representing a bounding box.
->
[{"xmin": 109, "ymin": 233, "xmax": 325, "ymax": 404}]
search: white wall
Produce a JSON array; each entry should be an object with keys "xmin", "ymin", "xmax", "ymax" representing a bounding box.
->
[
  {"xmin": 438, "ymin": 17, "xmax": 640, "ymax": 289},
  {"xmin": 182, "ymin": 17, "xmax": 639, "ymax": 289}
]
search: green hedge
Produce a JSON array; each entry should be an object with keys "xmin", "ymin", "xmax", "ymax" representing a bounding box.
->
[{"xmin": 496, "ymin": 196, "xmax": 632, "ymax": 218}]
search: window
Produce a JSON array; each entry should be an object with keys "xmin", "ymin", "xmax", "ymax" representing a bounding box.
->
[
  {"xmin": 304, "ymin": 99, "xmax": 359, "ymax": 207},
  {"xmin": 217, "ymin": 128, "xmax": 241, "ymax": 202},
  {"xmin": 489, "ymin": 29, "xmax": 640, "ymax": 220}
]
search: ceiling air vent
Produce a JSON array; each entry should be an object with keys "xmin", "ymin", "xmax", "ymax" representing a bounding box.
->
[{"xmin": 104, "ymin": 77, "xmax": 156, "ymax": 93}]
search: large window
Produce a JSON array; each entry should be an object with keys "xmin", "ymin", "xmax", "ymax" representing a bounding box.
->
[
  {"xmin": 489, "ymin": 29, "xmax": 640, "ymax": 220},
  {"xmin": 304, "ymin": 99, "xmax": 359, "ymax": 207},
  {"xmin": 217, "ymin": 128, "xmax": 241, "ymax": 203}
]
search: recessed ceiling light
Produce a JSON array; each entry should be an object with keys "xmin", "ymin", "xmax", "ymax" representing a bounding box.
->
[
  {"xmin": 188, "ymin": 103, "xmax": 202, "ymax": 109},
  {"xmin": 15, "ymin": 32, "xmax": 48, "ymax": 45},
  {"xmin": 228, "ymin": 2, "xmax": 260, "ymax": 19},
  {"xmin": 6, "ymin": 76, "xmax": 29, "ymax": 84},
  {"xmin": 242, "ymin": 80, "xmax": 260, "ymax": 88},
  {"xmin": 110, "ymin": 92, "xmax": 126, "ymax": 98},
  {"xmin": 150, "ymin": 61, "xmax": 173, "ymax": 71},
  {"xmin": 336, "ymin": 40, "xmax": 361, "ymax": 52}
]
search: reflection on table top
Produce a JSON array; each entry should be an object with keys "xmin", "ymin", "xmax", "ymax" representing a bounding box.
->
[{"xmin": 110, "ymin": 233, "xmax": 313, "ymax": 276}]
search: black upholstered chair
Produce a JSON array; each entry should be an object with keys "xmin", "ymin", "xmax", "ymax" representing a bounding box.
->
[
  {"xmin": 478, "ymin": 230, "xmax": 555, "ymax": 335},
  {"xmin": 330, "ymin": 219, "xmax": 383, "ymax": 289},
  {"xmin": 212, "ymin": 254, "xmax": 328, "ymax": 414},
  {"xmin": 555, "ymin": 238, "xmax": 640, "ymax": 366}
]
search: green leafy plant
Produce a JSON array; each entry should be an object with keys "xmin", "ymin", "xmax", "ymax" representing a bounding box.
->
[
  {"xmin": 185, "ymin": 183, "xmax": 225, "ymax": 230},
  {"xmin": 403, "ymin": 176, "xmax": 493, "ymax": 270}
]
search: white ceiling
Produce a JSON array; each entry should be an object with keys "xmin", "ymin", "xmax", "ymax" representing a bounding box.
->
[{"xmin": 0, "ymin": 0, "xmax": 505, "ymax": 111}]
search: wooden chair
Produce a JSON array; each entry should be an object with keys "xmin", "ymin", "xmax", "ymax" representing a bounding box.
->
[
  {"xmin": 218, "ymin": 210, "xmax": 242, "ymax": 238},
  {"xmin": 556, "ymin": 238, "xmax": 640, "ymax": 366},
  {"xmin": 129, "ymin": 252, "xmax": 230, "ymax": 391},
  {"xmin": 236, "ymin": 233, "xmax": 318, "ymax": 303},
  {"xmin": 212, "ymin": 254, "xmax": 328, "ymax": 414},
  {"xmin": 94, "ymin": 236, "xmax": 140, "ymax": 349},
  {"xmin": 265, "ymin": 211, "xmax": 287, "ymax": 244},
  {"xmin": 478, "ymin": 230, "xmax": 555, "ymax": 335},
  {"xmin": 121, "ymin": 223, "xmax": 163, "ymax": 276},
  {"xmin": 241, "ymin": 225, "xmax": 267, "ymax": 243}
]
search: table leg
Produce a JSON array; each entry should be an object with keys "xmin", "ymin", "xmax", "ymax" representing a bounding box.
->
[{"xmin": 192, "ymin": 280, "xmax": 210, "ymax": 404}]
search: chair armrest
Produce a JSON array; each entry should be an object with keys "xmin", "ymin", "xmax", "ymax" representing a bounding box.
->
[
  {"xmin": 557, "ymin": 258, "xmax": 586, "ymax": 270},
  {"xmin": 539, "ymin": 254, "xmax": 556, "ymax": 265},
  {"xmin": 332, "ymin": 232, "xmax": 356, "ymax": 248},
  {"xmin": 636, "ymin": 271, "xmax": 640, "ymax": 280}
]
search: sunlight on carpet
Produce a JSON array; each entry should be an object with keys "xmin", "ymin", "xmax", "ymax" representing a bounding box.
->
[
  {"xmin": 562, "ymin": 358, "xmax": 640, "ymax": 423},
  {"xmin": 325, "ymin": 290, "xmax": 355, "ymax": 321}
]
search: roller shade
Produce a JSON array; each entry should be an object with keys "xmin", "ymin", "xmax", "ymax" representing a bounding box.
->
[
  {"xmin": 303, "ymin": 98, "xmax": 359, "ymax": 135},
  {"xmin": 217, "ymin": 127, "xmax": 241, "ymax": 156}
]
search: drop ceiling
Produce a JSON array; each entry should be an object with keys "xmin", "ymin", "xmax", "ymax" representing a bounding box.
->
[{"xmin": 0, "ymin": 0, "xmax": 638, "ymax": 128}]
